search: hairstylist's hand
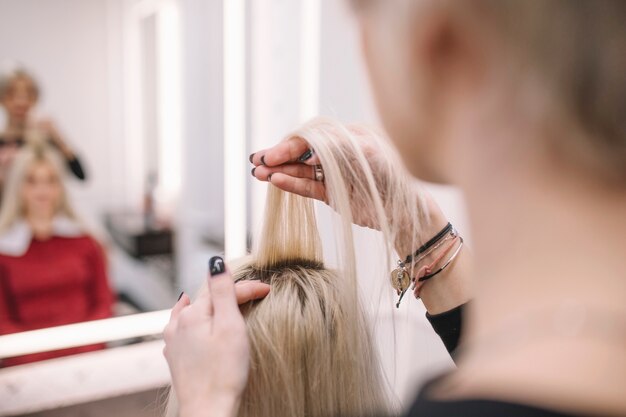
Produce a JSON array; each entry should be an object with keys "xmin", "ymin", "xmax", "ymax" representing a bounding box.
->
[
  {"xmin": 250, "ymin": 125, "xmax": 471, "ymax": 315},
  {"xmin": 163, "ymin": 257, "xmax": 269, "ymax": 417},
  {"xmin": 250, "ymin": 135, "xmax": 326, "ymax": 201},
  {"xmin": 250, "ymin": 125, "xmax": 397, "ymax": 230}
]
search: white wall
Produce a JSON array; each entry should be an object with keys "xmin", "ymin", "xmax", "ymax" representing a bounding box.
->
[
  {"xmin": 175, "ymin": 0, "xmax": 227, "ymax": 292},
  {"xmin": 248, "ymin": 0, "xmax": 306, "ymax": 236}
]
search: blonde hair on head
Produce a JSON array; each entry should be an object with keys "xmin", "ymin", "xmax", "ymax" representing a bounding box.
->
[
  {"xmin": 0, "ymin": 140, "xmax": 80, "ymax": 233},
  {"xmin": 233, "ymin": 186, "xmax": 386, "ymax": 417},
  {"xmin": 0, "ymin": 63, "xmax": 40, "ymax": 100},
  {"xmin": 167, "ymin": 117, "xmax": 428, "ymax": 417}
]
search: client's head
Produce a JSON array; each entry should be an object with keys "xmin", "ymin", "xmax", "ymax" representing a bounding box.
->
[
  {"xmin": 232, "ymin": 184, "xmax": 389, "ymax": 417},
  {"xmin": 0, "ymin": 141, "xmax": 77, "ymax": 232},
  {"xmin": 234, "ymin": 261, "xmax": 388, "ymax": 417}
]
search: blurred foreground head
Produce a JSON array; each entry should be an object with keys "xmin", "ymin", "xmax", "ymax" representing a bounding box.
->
[{"xmin": 354, "ymin": 0, "xmax": 626, "ymax": 185}]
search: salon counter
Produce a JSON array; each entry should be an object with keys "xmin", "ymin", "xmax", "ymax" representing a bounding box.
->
[{"xmin": 0, "ymin": 340, "xmax": 169, "ymax": 416}]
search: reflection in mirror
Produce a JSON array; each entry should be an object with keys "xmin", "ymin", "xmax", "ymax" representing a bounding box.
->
[
  {"xmin": 0, "ymin": 142, "xmax": 113, "ymax": 367},
  {"xmin": 0, "ymin": 0, "xmax": 225, "ymax": 367}
]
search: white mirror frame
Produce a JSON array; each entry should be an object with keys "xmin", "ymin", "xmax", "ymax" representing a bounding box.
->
[{"xmin": 0, "ymin": 310, "xmax": 169, "ymax": 359}]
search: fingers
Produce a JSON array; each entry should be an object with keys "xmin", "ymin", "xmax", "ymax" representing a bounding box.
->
[
  {"xmin": 191, "ymin": 279, "xmax": 213, "ymax": 317},
  {"xmin": 235, "ymin": 281, "xmax": 271, "ymax": 304},
  {"xmin": 209, "ymin": 271, "xmax": 242, "ymax": 320},
  {"xmin": 269, "ymin": 173, "xmax": 327, "ymax": 202},
  {"xmin": 251, "ymin": 137, "xmax": 320, "ymax": 167},
  {"xmin": 205, "ymin": 256, "xmax": 242, "ymax": 321},
  {"xmin": 169, "ymin": 293, "xmax": 191, "ymax": 321},
  {"xmin": 163, "ymin": 293, "xmax": 191, "ymax": 353},
  {"xmin": 252, "ymin": 163, "xmax": 318, "ymax": 182}
]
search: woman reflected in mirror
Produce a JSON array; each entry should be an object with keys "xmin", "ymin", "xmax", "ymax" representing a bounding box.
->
[{"xmin": 0, "ymin": 143, "xmax": 112, "ymax": 367}]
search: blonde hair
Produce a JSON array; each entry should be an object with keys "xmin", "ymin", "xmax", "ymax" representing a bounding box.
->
[
  {"xmin": 364, "ymin": 0, "xmax": 626, "ymax": 182},
  {"xmin": 0, "ymin": 63, "xmax": 40, "ymax": 100},
  {"xmin": 0, "ymin": 139, "xmax": 80, "ymax": 233},
  {"xmin": 462, "ymin": 1, "xmax": 626, "ymax": 183},
  {"xmin": 233, "ymin": 188, "xmax": 387, "ymax": 417},
  {"xmin": 167, "ymin": 118, "xmax": 428, "ymax": 416}
]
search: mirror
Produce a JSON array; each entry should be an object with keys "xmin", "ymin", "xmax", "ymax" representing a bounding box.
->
[{"xmin": 0, "ymin": 0, "xmax": 227, "ymax": 366}]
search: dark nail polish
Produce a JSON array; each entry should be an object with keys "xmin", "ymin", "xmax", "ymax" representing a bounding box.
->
[
  {"xmin": 249, "ymin": 153, "xmax": 255, "ymax": 163},
  {"xmin": 177, "ymin": 291, "xmax": 184, "ymax": 301},
  {"xmin": 267, "ymin": 173, "xmax": 273, "ymax": 182},
  {"xmin": 251, "ymin": 167, "xmax": 256, "ymax": 177},
  {"xmin": 298, "ymin": 149, "xmax": 313, "ymax": 162},
  {"xmin": 260, "ymin": 155, "xmax": 266, "ymax": 166},
  {"xmin": 209, "ymin": 256, "xmax": 226, "ymax": 276}
]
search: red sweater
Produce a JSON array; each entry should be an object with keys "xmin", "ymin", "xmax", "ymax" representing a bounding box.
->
[{"xmin": 0, "ymin": 235, "xmax": 113, "ymax": 366}]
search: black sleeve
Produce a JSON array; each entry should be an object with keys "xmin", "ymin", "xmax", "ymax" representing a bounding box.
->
[
  {"xmin": 425, "ymin": 304, "xmax": 464, "ymax": 360},
  {"xmin": 66, "ymin": 156, "xmax": 87, "ymax": 181}
]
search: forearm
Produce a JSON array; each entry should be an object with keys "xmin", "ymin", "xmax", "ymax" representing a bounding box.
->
[{"xmin": 52, "ymin": 135, "xmax": 75, "ymax": 159}]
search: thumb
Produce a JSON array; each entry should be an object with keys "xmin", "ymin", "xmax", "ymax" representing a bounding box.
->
[{"xmin": 235, "ymin": 281, "xmax": 271, "ymax": 304}]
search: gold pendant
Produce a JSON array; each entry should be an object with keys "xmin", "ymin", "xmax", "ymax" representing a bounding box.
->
[
  {"xmin": 390, "ymin": 266, "xmax": 410, "ymax": 292},
  {"xmin": 391, "ymin": 261, "xmax": 412, "ymax": 308}
]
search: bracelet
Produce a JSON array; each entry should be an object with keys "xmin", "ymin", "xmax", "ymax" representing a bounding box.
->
[
  {"xmin": 417, "ymin": 237, "xmax": 464, "ymax": 282},
  {"xmin": 412, "ymin": 232, "xmax": 457, "ymax": 266},
  {"xmin": 391, "ymin": 222, "xmax": 456, "ymax": 308},
  {"xmin": 403, "ymin": 222, "xmax": 452, "ymax": 265},
  {"xmin": 413, "ymin": 237, "xmax": 464, "ymax": 300}
]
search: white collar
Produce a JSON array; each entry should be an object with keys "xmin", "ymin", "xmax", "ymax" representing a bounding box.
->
[{"xmin": 0, "ymin": 216, "xmax": 85, "ymax": 257}]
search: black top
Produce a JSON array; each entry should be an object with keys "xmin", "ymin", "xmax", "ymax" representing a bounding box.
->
[
  {"xmin": 66, "ymin": 156, "xmax": 86, "ymax": 180},
  {"xmin": 425, "ymin": 304, "xmax": 464, "ymax": 359},
  {"xmin": 406, "ymin": 395, "xmax": 589, "ymax": 417},
  {"xmin": 407, "ymin": 305, "xmax": 598, "ymax": 417}
]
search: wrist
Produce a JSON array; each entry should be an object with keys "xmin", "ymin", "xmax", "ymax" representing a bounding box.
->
[
  {"xmin": 394, "ymin": 201, "xmax": 448, "ymax": 265},
  {"xmin": 418, "ymin": 247, "xmax": 471, "ymax": 314}
]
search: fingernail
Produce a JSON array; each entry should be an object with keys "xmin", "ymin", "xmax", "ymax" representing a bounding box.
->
[
  {"xmin": 260, "ymin": 155, "xmax": 267, "ymax": 166},
  {"xmin": 267, "ymin": 173, "xmax": 273, "ymax": 182},
  {"xmin": 249, "ymin": 153, "xmax": 255, "ymax": 163},
  {"xmin": 298, "ymin": 149, "xmax": 313, "ymax": 162},
  {"xmin": 177, "ymin": 291, "xmax": 184, "ymax": 301},
  {"xmin": 251, "ymin": 167, "xmax": 256, "ymax": 177},
  {"xmin": 209, "ymin": 256, "xmax": 226, "ymax": 276}
]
